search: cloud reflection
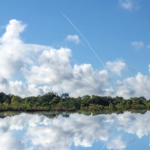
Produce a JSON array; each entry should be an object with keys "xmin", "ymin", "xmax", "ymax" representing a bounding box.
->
[{"xmin": 0, "ymin": 112, "xmax": 149, "ymax": 150}]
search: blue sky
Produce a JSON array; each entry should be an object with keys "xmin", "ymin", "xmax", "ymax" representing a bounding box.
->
[{"xmin": 0, "ymin": 0, "xmax": 150, "ymax": 99}]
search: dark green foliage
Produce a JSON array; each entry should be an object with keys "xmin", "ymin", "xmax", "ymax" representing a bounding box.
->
[
  {"xmin": 0, "ymin": 92, "xmax": 149, "ymax": 111},
  {"xmin": 61, "ymin": 93, "xmax": 69, "ymax": 99}
]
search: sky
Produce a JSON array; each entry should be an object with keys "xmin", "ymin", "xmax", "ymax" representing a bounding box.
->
[{"xmin": 0, "ymin": 0, "xmax": 150, "ymax": 99}]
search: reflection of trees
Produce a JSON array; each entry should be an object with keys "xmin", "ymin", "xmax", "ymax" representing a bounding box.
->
[{"xmin": 0, "ymin": 109, "xmax": 148, "ymax": 119}]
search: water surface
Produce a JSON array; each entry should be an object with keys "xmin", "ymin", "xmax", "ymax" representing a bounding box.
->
[{"xmin": 0, "ymin": 111, "xmax": 149, "ymax": 150}]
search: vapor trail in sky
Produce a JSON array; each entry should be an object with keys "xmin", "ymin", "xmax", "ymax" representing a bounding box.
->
[
  {"xmin": 61, "ymin": 13, "xmax": 119, "ymax": 150},
  {"xmin": 60, "ymin": 11, "xmax": 106, "ymax": 69}
]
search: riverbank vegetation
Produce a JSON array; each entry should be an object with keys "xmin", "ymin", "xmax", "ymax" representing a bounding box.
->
[{"xmin": 0, "ymin": 92, "xmax": 150, "ymax": 111}]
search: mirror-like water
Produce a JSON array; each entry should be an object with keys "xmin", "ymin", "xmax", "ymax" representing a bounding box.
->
[{"xmin": 0, "ymin": 111, "xmax": 150, "ymax": 150}]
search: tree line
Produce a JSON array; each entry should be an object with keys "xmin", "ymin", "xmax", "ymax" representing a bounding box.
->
[{"xmin": 0, "ymin": 92, "xmax": 150, "ymax": 111}]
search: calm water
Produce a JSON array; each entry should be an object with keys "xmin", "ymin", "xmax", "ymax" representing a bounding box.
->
[{"xmin": 0, "ymin": 111, "xmax": 150, "ymax": 150}]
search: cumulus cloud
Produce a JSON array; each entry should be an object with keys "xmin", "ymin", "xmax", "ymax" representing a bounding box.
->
[
  {"xmin": 0, "ymin": 19, "xmax": 113, "ymax": 97},
  {"xmin": 131, "ymin": 41, "xmax": 144, "ymax": 50},
  {"xmin": 0, "ymin": 19, "xmax": 26, "ymax": 43},
  {"xmin": 106, "ymin": 135, "xmax": 128, "ymax": 150},
  {"xmin": 0, "ymin": 19, "xmax": 26, "ymax": 78},
  {"xmin": 1, "ymin": 19, "xmax": 150, "ymax": 99},
  {"xmin": 23, "ymin": 47, "xmax": 73, "ymax": 85},
  {"xmin": 0, "ymin": 19, "xmax": 53, "ymax": 79},
  {"xmin": 116, "ymin": 72, "xmax": 150, "ymax": 99},
  {"xmin": 66, "ymin": 35, "xmax": 80, "ymax": 44},
  {"xmin": 0, "ymin": 78, "xmax": 52, "ymax": 97},
  {"xmin": 23, "ymin": 48, "xmax": 112, "ymax": 97},
  {"xmin": 106, "ymin": 60, "xmax": 128, "ymax": 76},
  {"xmin": 116, "ymin": 81, "xmax": 136, "ymax": 99}
]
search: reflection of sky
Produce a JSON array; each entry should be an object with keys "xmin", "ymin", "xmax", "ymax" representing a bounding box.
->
[{"xmin": 0, "ymin": 112, "xmax": 150, "ymax": 150}]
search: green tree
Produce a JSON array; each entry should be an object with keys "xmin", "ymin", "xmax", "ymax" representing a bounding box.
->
[
  {"xmin": 61, "ymin": 93, "xmax": 69, "ymax": 99},
  {"xmin": 109, "ymin": 103, "xmax": 116, "ymax": 110},
  {"xmin": 11, "ymin": 96, "xmax": 22, "ymax": 110}
]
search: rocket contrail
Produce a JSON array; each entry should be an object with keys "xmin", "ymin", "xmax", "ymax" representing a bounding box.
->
[{"xmin": 60, "ymin": 11, "xmax": 106, "ymax": 69}]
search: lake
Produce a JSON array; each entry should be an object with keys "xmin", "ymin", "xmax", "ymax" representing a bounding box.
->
[{"xmin": 0, "ymin": 111, "xmax": 149, "ymax": 150}]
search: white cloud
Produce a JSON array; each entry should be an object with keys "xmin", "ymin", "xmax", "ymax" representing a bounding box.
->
[
  {"xmin": 119, "ymin": 0, "xmax": 140, "ymax": 10},
  {"xmin": 0, "ymin": 19, "xmax": 26, "ymax": 43},
  {"xmin": 0, "ymin": 19, "xmax": 52, "ymax": 79},
  {"xmin": 0, "ymin": 78, "xmax": 52, "ymax": 97},
  {"xmin": 23, "ymin": 47, "xmax": 73, "ymax": 85},
  {"xmin": 106, "ymin": 135, "xmax": 128, "ymax": 150},
  {"xmin": 66, "ymin": 35, "xmax": 80, "ymax": 44},
  {"xmin": 0, "ymin": 19, "xmax": 113, "ymax": 97},
  {"xmin": 119, "ymin": 0, "xmax": 133, "ymax": 10},
  {"xmin": 116, "ymin": 81, "xmax": 136, "ymax": 99},
  {"xmin": 116, "ymin": 71, "xmax": 150, "ymax": 99},
  {"xmin": 51, "ymin": 65, "xmax": 111, "ymax": 97},
  {"xmin": 0, "ymin": 19, "xmax": 26, "ymax": 78},
  {"xmin": 131, "ymin": 41, "xmax": 144, "ymax": 50},
  {"xmin": 106, "ymin": 60, "xmax": 128, "ymax": 76},
  {"xmin": 21, "ymin": 42, "xmax": 112, "ymax": 97},
  {"xmin": 24, "ymin": 59, "xmax": 111, "ymax": 97},
  {"xmin": 1, "ymin": 19, "xmax": 150, "ymax": 100}
]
